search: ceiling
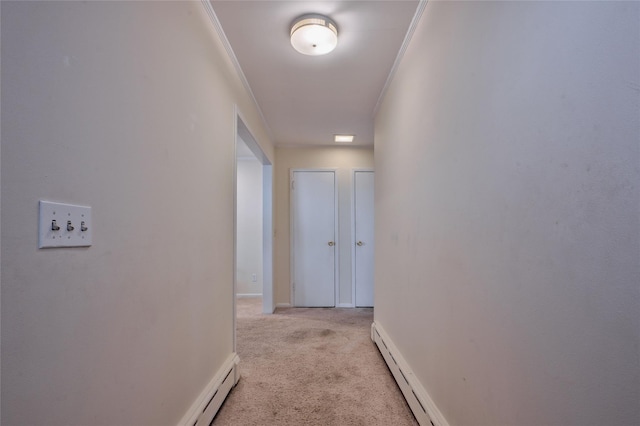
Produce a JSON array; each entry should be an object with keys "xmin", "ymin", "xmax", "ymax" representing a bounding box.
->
[{"xmin": 210, "ymin": 0, "xmax": 420, "ymax": 147}]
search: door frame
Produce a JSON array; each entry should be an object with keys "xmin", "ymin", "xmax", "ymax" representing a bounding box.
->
[
  {"xmin": 233, "ymin": 107, "xmax": 274, "ymax": 327},
  {"xmin": 290, "ymin": 168, "xmax": 339, "ymax": 307},
  {"xmin": 351, "ymin": 168, "xmax": 374, "ymax": 307}
]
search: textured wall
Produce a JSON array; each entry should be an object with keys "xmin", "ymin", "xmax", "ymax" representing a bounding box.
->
[
  {"xmin": 1, "ymin": 1, "xmax": 273, "ymax": 424},
  {"xmin": 374, "ymin": 2, "xmax": 639, "ymax": 425}
]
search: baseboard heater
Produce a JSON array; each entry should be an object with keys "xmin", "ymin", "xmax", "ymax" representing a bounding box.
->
[
  {"xmin": 178, "ymin": 353, "xmax": 240, "ymax": 426},
  {"xmin": 371, "ymin": 322, "xmax": 449, "ymax": 426}
]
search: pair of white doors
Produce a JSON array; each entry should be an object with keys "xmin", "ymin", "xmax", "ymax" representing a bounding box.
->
[{"xmin": 291, "ymin": 170, "xmax": 374, "ymax": 307}]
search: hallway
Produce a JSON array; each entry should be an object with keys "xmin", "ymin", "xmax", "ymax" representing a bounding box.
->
[
  {"xmin": 212, "ymin": 298, "xmax": 417, "ymax": 425},
  {"xmin": 2, "ymin": 1, "xmax": 638, "ymax": 425}
]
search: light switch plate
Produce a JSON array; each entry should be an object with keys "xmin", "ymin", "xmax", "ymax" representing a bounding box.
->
[{"xmin": 39, "ymin": 201, "xmax": 92, "ymax": 248}]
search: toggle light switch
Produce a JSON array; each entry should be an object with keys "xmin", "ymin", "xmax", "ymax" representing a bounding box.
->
[{"xmin": 39, "ymin": 201, "xmax": 92, "ymax": 248}]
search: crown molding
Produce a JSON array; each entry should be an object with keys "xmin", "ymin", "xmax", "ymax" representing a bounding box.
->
[
  {"xmin": 373, "ymin": 0, "xmax": 428, "ymax": 118},
  {"xmin": 201, "ymin": 0, "xmax": 274, "ymax": 141}
]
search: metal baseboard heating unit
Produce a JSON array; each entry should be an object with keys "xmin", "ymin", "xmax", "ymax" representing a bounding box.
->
[
  {"xmin": 178, "ymin": 353, "xmax": 240, "ymax": 426},
  {"xmin": 371, "ymin": 322, "xmax": 449, "ymax": 426}
]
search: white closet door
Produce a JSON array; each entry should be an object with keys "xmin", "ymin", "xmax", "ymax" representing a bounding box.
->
[
  {"xmin": 354, "ymin": 171, "xmax": 374, "ymax": 307},
  {"xmin": 292, "ymin": 171, "xmax": 336, "ymax": 307}
]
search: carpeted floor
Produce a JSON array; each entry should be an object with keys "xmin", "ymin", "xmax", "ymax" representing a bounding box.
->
[{"xmin": 212, "ymin": 297, "xmax": 418, "ymax": 425}]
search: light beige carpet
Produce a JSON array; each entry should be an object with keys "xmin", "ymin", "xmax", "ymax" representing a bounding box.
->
[{"xmin": 212, "ymin": 298, "xmax": 418, "ymax": 425}]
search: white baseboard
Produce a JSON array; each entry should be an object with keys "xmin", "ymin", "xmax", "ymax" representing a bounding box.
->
[
  {"xmin": 337, "ymin": 303, "xmax": 355, "ymax": 308},
  {"xmin": 371, "ymin": 322, "xmax": 449, "ymax": 426},
  {"xmin": 275, "ymin": 303, "xmax": 291, "ymax": 308},
  {"xmin": 177, "ymin": 353, "xmax": 240, "ymax": 426},
  {"xmin": 236, "ymin": 293, "xmax": 262, "ymax": 298}
]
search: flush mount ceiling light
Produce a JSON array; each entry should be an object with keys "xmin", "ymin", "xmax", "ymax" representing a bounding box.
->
[
  {"xmin": 334, "ymin": 134, "xmax": 355, "ymax": 143},
  {"xmin": 290, "ymin": 14, "xmax": 338, "ymax": 56}
]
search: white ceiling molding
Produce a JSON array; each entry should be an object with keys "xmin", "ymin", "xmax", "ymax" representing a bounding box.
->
[
  {"xmin": 201, "ymin": 0, "xmax": 274, "ymax": 141},
  {"xmin": 372, "ymin": 0, "xmax": 428, "ymax": 118}
]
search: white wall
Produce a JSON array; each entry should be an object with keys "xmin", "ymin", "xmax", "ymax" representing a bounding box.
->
[
  {"xmin": 1, "ymin": 1, "xmax": 273, "ymax": 424},
  {"xmin": 375, "ymin": 2, "xmax": 639, "ymax": 425},
  {"xmin": 236, "ymin": 157, "xmax": 263, "ymax": 295},
  {"xmin": 274, "ymin": 147, "xmax": 374, "ymax": 306}
]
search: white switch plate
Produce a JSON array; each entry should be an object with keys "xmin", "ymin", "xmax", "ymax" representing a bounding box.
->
[{"xmin": 39, "ymin": 201, "xmax": 92, "ymax": 248}]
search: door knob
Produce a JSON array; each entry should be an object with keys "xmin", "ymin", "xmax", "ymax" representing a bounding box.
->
[
  {"xmin": 328, "ymin": 241, "xmax": 335, "ymax": 246},
  {"xmin": 357, "ymin": 241, "xmax": 363, "ymax": 246}
]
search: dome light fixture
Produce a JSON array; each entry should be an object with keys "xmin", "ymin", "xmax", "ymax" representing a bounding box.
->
[{"xmin": 290, "ymin": 14, "xmax": 338, "ymax": 56}]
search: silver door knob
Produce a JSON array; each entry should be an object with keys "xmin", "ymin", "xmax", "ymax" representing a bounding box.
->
[
  {"xmin": 357, "ymin": 241, "xmax": 363, "ymax": 246},
  {"xmin": 328, "ymin": 241, "xmax": 335, "ymax": 246}
]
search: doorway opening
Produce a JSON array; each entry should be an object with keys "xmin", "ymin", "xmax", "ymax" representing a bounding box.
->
[{"xmin": 234, "ymin": 111, "xmax": 273, "ymax": 349}]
